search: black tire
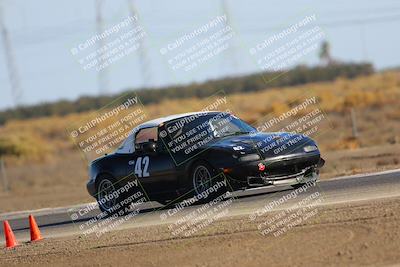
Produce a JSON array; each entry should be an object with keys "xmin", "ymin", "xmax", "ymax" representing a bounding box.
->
[
  {"xmin": 96, "ymin": 176, "xmax": 129, "ymax": 216},
  {"xmin": 189, "ymin": 161, "xmax": 227, "ymax": 203}
]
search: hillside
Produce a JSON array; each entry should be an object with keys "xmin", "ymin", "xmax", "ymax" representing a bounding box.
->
[{"xmin": 0, "ymin": 63, "xmax": 373, "ymax": 124}]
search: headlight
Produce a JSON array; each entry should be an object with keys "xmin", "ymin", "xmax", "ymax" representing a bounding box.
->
[
  {"xmin": 303, "ymin": 145, "xmax": 318, "ymax": 152},
  {"xmin": 239, "ymin": 154, "xmax": 260, "ymax": 162}
]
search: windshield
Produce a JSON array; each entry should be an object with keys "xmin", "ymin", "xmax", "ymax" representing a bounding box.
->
[{"xmin": 209, "ymin": 114, "xmax": 255, "ymax": 137}]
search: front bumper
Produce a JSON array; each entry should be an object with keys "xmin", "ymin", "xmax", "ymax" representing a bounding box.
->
[
  {"xmin": 223, "ymin": 152, "xmax": 324, "ymax": 189},
  {"xmin": 247, "ymin": 166, "xmax": 319, "ymax": 187}
]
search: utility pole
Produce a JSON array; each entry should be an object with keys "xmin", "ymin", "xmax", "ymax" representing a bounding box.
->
[
  {"xmin": 95, "ymin": 0, "xmax": 108, "ymax": 94},
  {"xmin": 0, "ymin": 157, "xmax": 9, "ymax": 192},
  {"xmin": 0, "ymin": 0, "xmax": 23, "ymax": 106},
  {"xmin": 127, "ymin": 0, "xmax": 151, "ymax": 88},
  {"xmin": 351, "ymin": 108, "xmax": 359, "ymax": 138}
]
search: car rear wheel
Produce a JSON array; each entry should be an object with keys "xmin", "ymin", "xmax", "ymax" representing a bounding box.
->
[
  {"xmin": 97, "ymin": 177, "xmax": 117, "ymax": 213},
  {"xmin": 96, "ymin": 176, "xmax": 129, "ymax": 215}
]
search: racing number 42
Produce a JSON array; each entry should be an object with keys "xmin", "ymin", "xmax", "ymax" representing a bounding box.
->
[{"xmin": 129, "ymin": 156, "xmax": 150, "ymax": 178}]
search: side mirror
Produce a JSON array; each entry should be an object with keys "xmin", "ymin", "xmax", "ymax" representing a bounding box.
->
[{"xmin": 136, "ymin": 141, "xmax": 157, "ymax": 153}]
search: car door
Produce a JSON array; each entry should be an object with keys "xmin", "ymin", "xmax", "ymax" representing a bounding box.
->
[{"xmin": 128, "ymin": 126, "xmax": 177, "ymax": 195}]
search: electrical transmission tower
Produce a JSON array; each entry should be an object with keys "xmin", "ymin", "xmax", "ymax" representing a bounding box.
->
[
  {"xmin": 127, "ymin": 0, "xmax": 151, "ymax": 88},
  {"xmin": 95, "ymin": 0, "xmax": 108, "ymax": 94},
  {"xmin": 0, "ymin": 1, "xmax": 23, "ymax": 106},
  {"xmin": 221, "ymin": 0, "xmax": 238, "ymax": 76}
]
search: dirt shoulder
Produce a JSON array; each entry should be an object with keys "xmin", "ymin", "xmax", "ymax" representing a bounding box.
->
[{"xmin": 1, "ymin": 196, "xmax": 399, "ymax": 266}]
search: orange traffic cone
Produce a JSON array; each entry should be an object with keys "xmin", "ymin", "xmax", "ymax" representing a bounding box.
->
[
  {"xmin": 3, "ymin": 220, "xmax": 19, "ymax": 248},
  {"xmin": 29, "ymin": 215, "xmax": 43, "ymax": 242}
]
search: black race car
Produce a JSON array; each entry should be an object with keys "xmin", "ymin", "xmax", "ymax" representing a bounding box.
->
[{"xmin": 87, "ymin": 111, "xmax": 324, "ymax": 213}]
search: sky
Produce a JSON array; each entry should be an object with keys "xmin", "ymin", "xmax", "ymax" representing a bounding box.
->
[{"xmin": 0, "ymin": 0, "xmax": 400, "ymax": 110}]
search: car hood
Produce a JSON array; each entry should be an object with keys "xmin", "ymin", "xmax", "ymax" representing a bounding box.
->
[{"xmin": 210, "ymin": 132, "xmax": 318, "ymax": 158}]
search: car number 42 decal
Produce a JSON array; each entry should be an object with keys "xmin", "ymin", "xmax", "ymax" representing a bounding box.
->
[{"xmin": 129, "ymin": 156, "xmax": 150, "ymax": 178}]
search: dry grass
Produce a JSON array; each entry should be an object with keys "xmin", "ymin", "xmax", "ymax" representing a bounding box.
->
[{"xmin": 2, "ymin": 71, "xmax": 399, "ymax": 160}]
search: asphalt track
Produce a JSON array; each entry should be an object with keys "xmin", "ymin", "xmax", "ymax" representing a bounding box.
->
[{"xmin": 1, "ymin": 169, "xmax": 399, "ymax": 243}]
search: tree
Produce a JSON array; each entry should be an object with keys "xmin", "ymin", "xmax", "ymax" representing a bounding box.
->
[{"xmin": 319, "ymin": 40, "xmax": 332, "ymax": 65}]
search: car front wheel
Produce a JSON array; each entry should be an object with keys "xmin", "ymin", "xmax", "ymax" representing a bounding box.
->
[{"xmin": 190, "ymin": 161, "xmax": 227, "ymax": 202}]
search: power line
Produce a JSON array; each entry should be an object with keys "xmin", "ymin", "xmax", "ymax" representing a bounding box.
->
[
  {"xmin": 5, "ymin": 10, "xmax": 400, "ymax": 46},
  {"xmin": 245, "ymin": 13, "xmax": 400, "ymax": 33}
]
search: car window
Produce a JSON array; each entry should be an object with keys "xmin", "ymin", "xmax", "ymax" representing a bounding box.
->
[
  {"xmin": 182, "ymin": 115, "xmax": 212, "ymax": 133},
  {"xmin": 135, "ymin": 127, "xmax": 158, "ymax": 144},
  {"xmin": 116, "ymin": 132, "xmax": 135, "ymax": 154},
  {"xmin": 209, "ymin": 114, "xmax": 255, "ymax": 137}
]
